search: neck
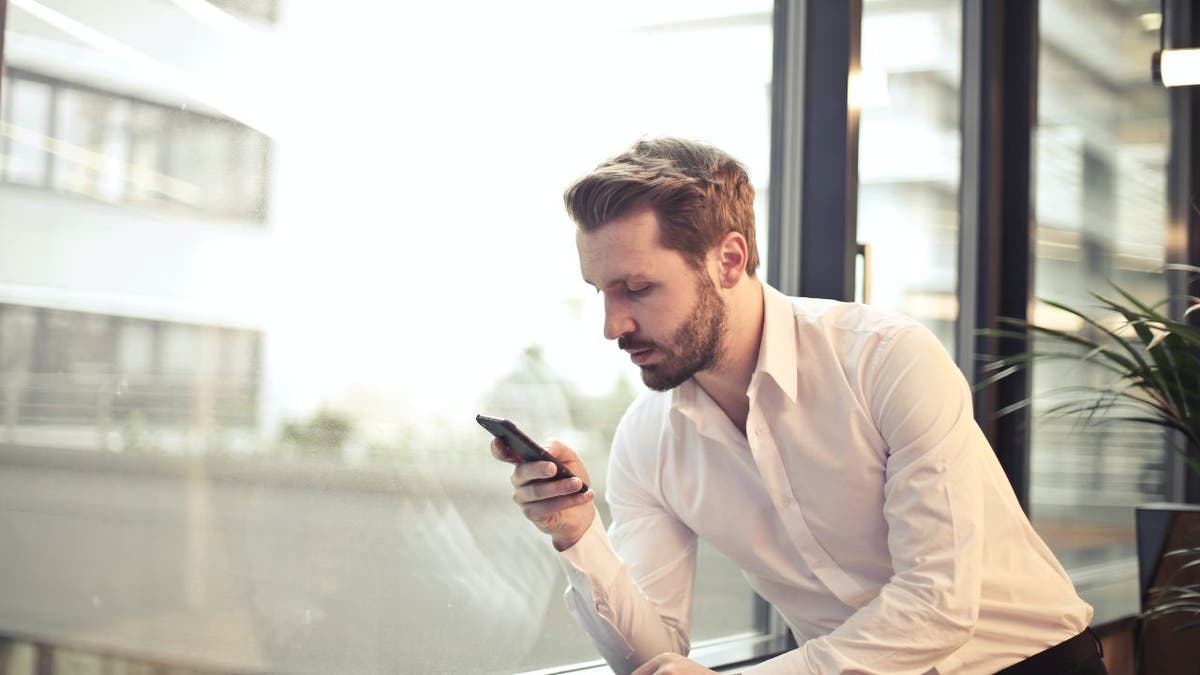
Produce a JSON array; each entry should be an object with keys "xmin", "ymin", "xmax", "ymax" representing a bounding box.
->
[{"xmin": 694, "ymin": 277, "xmax": 764, "ymax": 433}]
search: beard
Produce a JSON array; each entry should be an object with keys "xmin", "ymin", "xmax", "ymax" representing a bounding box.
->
[{"xmin": 618, "ymin": 272, "xmax": 728, "ymax": 392}]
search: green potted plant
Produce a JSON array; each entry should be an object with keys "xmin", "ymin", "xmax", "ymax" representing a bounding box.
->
[{"xmin": 980, "ymin": 264, "xmax": 1200, "ymax": 673}]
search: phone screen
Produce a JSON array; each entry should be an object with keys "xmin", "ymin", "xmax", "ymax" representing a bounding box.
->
[{"xmin": 476, "ymin": 414, "xmax": 587, "ymax": 492}]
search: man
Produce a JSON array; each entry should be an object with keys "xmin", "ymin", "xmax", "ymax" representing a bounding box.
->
[{"xmin": 491, "ymin": 137, "xmax": 1104, "ymax": 674}]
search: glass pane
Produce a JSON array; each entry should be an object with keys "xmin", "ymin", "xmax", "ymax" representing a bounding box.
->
[
  {"xmin": 229, "ymin": 127, "xmax": 269, "ymax": 220},
  {"xmin": 116, "ymin": 319, "xmax": 156, "ymax": 376},
  {"xmin": 0, "ymin": 305, "xmax": 38, "ymax": 374},
  {"xmin": 54, "ymin": 88, "xmax": 132, "ymax": 202},
  {"xmin": 221, "ymin": 329, "xmax": 258, "ymax": 378},
  {"xmin": 0, "ymin": 2, "xmax": 774, "ymax": 673},
  {"xmin": 166, "ymin": 115, "xmax": 241, "ymax": 217},
  {"xmin": 128, "ymin": 104, "xmax": 169, "ymax": 204},
  {"xmin": 857, "ymin": 0, "xmax": 962, "ymax": 350},
  {"xmin": 0, "ymin": 306, "xmax": 38, "ymax": 448},
  {"xmin": 161, "ymin": 323, "xmax": 200, "ymax": 377},
  {"xmin": 3, "ymin": 76, "xmax": 52, "ymax": 185},
  {"xmin": 1032, "ymin": 0, "xmax": 1168, "ymax": 622},
  {"xmin": 23, "ymin": 308, "xmax": 114, "ymax": 427}
]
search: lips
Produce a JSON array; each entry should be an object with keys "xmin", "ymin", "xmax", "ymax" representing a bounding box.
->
[{"xmin": 628, "ymin": 348, "xmax": 655, "ymax": 366}]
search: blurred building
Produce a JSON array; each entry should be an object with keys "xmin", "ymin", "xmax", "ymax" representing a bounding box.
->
[{"xmin": 0, "ymin": 0, "xmax": 275, "ymax": 454}]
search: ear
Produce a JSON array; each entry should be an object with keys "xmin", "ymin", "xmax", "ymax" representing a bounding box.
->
[{"xmin": 712, "ymin": 232, "xmax": 749, "ymax": 289}]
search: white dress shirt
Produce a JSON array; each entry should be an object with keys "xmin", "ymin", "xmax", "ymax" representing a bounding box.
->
[{"xmin": 558, "ymin": 283, "xmax": 1092, "ymax": 674}]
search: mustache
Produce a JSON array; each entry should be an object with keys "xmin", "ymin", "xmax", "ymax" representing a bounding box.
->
[{"xmin": 617, "ymin": 336, "xmax": 656, "ymax": 351}]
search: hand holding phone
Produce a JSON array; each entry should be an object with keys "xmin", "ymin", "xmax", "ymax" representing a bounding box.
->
[
  {"xmin": 476, "ymin": 414, "xmax": 588, "ymax": 492},
  {"xmin": 479, "ymin": 413, "xmax": 595, "ymax": 549}
]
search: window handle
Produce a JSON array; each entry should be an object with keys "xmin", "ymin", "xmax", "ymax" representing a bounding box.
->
[{"xmin": 855, "ymin": 242, "xmax": 872, "ymax": 304}]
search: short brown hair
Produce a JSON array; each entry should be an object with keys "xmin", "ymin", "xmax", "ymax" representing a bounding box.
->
[{"xmin": 563, "ymin": 137, "xmax": 759, "ymax": 275}]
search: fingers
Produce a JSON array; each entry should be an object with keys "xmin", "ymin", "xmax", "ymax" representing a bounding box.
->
[
  {"xmin": 513, "ymin": 474, "xmax": 592, "ymax": 529},
  {"xmin": 513, "ymin": 474, "xmax": 585, "ymax": 502},
  {"xmin": 518, "ymin": 487, "xmax": 594, "ymax": 523},
  {"xmin": 544, "ymin": 440, "xmax": 591, "ymax": 485},
  {"xmin": 490, "ymin": 438, "xmax": 519, "ymax": 463},
  {"xmin": 543, "ymin": 439, "xmax": 577, "ymax": 462},
  {"xmin": 510, "ymin": 459, "xmax": 557, "ymax": 486}
]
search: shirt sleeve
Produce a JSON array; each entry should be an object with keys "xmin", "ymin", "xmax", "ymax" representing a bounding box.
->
[
  {"xmin": 746, "ymin": 324, "xmax": 986, "ymax": 675},
  {"xmin": 557, "ymin": 416, "xmax": 699, "ymax": 675}
]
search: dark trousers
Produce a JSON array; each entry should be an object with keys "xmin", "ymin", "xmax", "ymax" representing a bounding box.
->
[{"xmin": 996, "ymin": 629, "xmax": 1108, "ymax": 675}]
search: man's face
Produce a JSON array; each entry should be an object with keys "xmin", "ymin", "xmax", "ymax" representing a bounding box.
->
[{"xmin": 577, "ymin": 208, "xmax": 727, "ymax": 391}]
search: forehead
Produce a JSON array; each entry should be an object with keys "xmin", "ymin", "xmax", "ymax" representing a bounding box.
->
[{"xmin": 576, "ymin": 208, "xmax": 689, "ymax": 286}]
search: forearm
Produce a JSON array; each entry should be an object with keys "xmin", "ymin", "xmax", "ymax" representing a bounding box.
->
[
  {"xmin": 742, "ymin": 580, "xmax": 975, "ymax": 675},
  {"xmin": 559, "ymin": 513, "xmax": 693, "ymax": 675}
]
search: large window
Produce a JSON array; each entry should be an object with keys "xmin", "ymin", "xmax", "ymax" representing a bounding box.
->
[
  {"xmin": 1031, "ymin": 0, "xmax": 1168, "ymax": 622},
  {"xmin": 3, "ymin": 2, "xmax": 1181, "ymax": 673},
  {"xmin": 857, "ymin": 0, "xmax": 962, "ymax": 350},
  {"xmin": 0, "ymin": 2, "xmax": 775, "ymax": 674}
]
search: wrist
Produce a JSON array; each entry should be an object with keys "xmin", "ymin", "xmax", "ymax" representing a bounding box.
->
[
  {"xmin": 552, "ymin": 509, "xmax": 595, "ymax": 551},
  {"xmin": 552, "ymin": 533, "xmax": 581, "ymax": 552}
]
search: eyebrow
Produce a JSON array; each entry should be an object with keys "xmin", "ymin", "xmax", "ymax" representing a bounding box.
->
[{"xmin": 582, "ymin": 273, "xmax": 654, "ymax": 291}]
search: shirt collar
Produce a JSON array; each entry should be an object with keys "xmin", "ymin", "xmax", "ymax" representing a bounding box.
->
[
  {"xmin": 751, "ymin": 282, "xmax": 799, "ymax": 403},
  {"xmin": 671, "ymin": 282, "xmax": 799, "ymax": 419}
]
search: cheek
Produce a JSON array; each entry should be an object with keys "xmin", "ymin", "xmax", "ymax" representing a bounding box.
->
[{"xmin": 641, "ymin": 297, "xmax": 686, "ymax": 336}]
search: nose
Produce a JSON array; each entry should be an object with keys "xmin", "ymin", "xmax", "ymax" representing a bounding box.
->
[{"xmin": 602, "ymin": 295, "xmax": 635, "ymax": 341}]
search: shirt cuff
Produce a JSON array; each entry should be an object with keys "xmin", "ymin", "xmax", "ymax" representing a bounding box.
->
[{"xmin": 558, "ymin": 506, "xmax": 624, "ymax": 592}]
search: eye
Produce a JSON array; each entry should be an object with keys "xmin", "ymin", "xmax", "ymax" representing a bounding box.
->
[{"xmin": 626, "ymin": 284, "xmax": 652, "ymax": 297}]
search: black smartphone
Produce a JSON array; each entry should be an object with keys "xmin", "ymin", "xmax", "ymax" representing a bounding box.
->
[{"xmin": 476, "ymin": 414, "xmax": 588, "ymax": 493}]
